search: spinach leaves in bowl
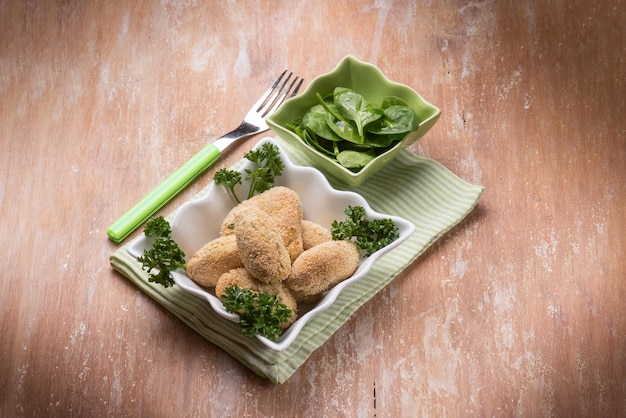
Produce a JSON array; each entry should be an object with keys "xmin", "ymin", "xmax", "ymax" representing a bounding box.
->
[{"xmin": 286, "ymin": 87, "xmax": 419, "ymax": 171}]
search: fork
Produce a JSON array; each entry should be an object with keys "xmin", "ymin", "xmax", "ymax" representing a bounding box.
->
[{"xmin": 107, "ymin": 70, "xmax": 304, "ymax": 243}]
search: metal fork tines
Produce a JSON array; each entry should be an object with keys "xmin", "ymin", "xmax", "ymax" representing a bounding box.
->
[
  {"xmin": 256, "ymin": 70, "xmax": 303, "ymax": 117},
  {"xmin": 233, "ymin": 70, "xmax": 303, "ymax": 136}
]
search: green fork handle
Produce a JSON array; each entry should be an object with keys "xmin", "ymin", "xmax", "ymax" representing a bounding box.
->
[{"xmin": 107, "ymin": 143, "xmax": 221, "ymax": 243}]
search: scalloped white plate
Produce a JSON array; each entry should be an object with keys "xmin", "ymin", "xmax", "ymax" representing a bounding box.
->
[{"xmin": 128, "ymin": 137, "xmax": 415, "ymax": 351}]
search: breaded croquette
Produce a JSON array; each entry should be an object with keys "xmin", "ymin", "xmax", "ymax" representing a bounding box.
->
[
  {"xmin": 301, "ymin": 220, "xmax": 333, "ymax": 250},
  {"xmin": 186, "ymin": 235, "xmax": 243, "ymax": 287},
  {"xmin": 215, "ymin": 267, "xmax": 260, "ymax": 299},
  {"xmin": 233, "ymin": 205, "xmax": 291, "ymax": 283},
  {"xmin": 286, "ymin": 240, "xmax": 360, "ymax": 303},
  {"xmin": 221, "ymin": 186, "xmax": 304, "ymax": 261},
  {"xmin": 215, "ymin": 267, "xmax": 298, "ymax": 327}
]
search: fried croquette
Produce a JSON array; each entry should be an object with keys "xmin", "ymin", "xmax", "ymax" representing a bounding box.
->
[
  {"xmin": 186, "ymin": 235, "xmax": 243, "ymax": 287},
  {"xmin": 301, "ymin": 220, "xmax": 333, "ymax": 250},
  {"xmin": 215, "ymin": 267, "xmax": 298, "ymax": 327},
  {"xmin": 286, "ymin": 240, "xmax": 360, "ymax": 303},
  {"xmin": 233, "ymin": 205, "xmax": 291, "ymax": 283},
  {"xmin": 221, "ymin": 186, "xmax": 304, "ymax": 261}
]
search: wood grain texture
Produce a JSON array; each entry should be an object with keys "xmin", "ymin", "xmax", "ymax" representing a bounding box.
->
[{"xmin": 1, "ymin": 0, "xmax": 624, "ymax": 416}]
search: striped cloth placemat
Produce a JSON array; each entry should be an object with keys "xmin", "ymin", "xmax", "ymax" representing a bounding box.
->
[{"xmin": 109, "ymin": 137, "xmax": 484, "ymax": 383}]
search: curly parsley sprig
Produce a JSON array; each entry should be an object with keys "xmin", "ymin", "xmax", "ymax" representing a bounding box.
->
[
  {"xmin": 331, "ymin": 205, "xmax": 400, "ymax": 256},
  {"xmin": 214, "ymin": 142, "xmax": 284, "ymax": 204},
  {"xmin": 137, "ymin": 216, "xmax": 186, "ymax": 287},
  {"xmin": 213, "ymin": 168, "xmax": 242, "ymax": 204},
  {"xmin": 220, "ymin": 286, "xmax": 292, "ymax": 341},
  {"xmin": 243, "ymin": 143, "xmax": 284, "ymax": 199}
]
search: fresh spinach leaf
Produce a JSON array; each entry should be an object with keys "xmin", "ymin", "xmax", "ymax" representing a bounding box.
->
[
  {"xmin": 302, "ymin": 105, "xmax": 343, "ymax": 142},
  {"xmin": 333, "ymin": 88, "xmax": 382, "ymax": 138},
  {"xmin": 337, "ymin": 149, "xmax": 376, "ymax": 169},
  {"xmin": 315, "ymin": 93, "xmax": 363, "ymax": 144},
  {"xmin": 325, "ymin": 110, "xmax": 363, "ymax": 144},
  {"xmin": 367, "ymin": 105, "xmax": 418, "ymax": 136}
]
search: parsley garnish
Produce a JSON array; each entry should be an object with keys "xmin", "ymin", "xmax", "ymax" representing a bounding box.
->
[
  {"xmin": 214, "ymin": 142, "xmax": 284, "ymax": 204},
  {"xmin": 220, "ymin": 286, "xmax": 292, "ymax": 341},
  {"xmin": 213, "ymin": 168, "xmax": 242, "ymax": 204},
  {"xmin": 137, "ymin": 216, "xmax": 186, "ymax": 287},
  {"xmin": 331, "ymin": 205, "xmax": 400, "ymax": 256}
]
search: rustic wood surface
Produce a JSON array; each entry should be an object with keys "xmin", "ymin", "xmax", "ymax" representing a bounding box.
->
[{"xmin": 1, "ymin": 0, "xmax": 624, "ymax": 416}]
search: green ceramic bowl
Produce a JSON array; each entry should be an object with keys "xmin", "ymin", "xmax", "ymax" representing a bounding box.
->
[{"xmin": 267, "ymin": 55, "xmax": 441, "ymax": 187}]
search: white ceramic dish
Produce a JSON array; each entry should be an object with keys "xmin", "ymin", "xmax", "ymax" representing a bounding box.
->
[{"xmin": 127, "ymin": 137, "xmax": 415, "ymax": 351}]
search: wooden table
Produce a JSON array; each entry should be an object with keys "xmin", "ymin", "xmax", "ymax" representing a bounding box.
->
[{"xmin": 2, "ymin": 1, "xmax": 624, "ymax": 416}]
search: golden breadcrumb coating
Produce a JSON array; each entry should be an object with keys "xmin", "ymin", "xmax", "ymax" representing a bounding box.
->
[
  {"xmin": 286, "ymin": 240, "xmax": 360, "ymax": 303},
  {"xmin": 221, "ymin": 186, "xmax": 304, "ymax": 261},
  {"xmin": 215, "ymin": 267, "xmax": 260, "ymax": 298},
  {"xmin": 301, "ymin": 220, "xmax": 333, "ymax": 250},
  {"xmin": 186, "ymin": 235, "xmax": 243, "ymax": 287},
  {"xmin": 215, "ymin": 267, "xmax": 298, "ymax": 327},
  {"xmin": 233, "ymin": 205, "xmax": 291, "ymax": 283}
]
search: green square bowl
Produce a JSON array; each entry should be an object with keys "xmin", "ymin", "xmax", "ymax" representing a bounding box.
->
[{"xmin": 267, "ymin": 55, "xmax": 441, "ymax": 187}]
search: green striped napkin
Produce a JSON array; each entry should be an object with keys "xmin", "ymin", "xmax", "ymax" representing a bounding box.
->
[{"xmin": 109, "ymin": 137, "xmax": 484, "ymax": 383}]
